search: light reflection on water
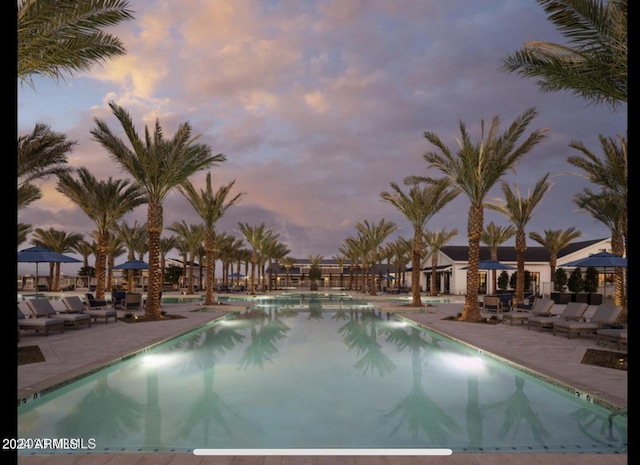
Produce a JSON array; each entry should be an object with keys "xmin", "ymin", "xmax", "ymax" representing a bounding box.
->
[{"xmin": 18, "ymin": 303, "xmax": 626, "ymax": 454}]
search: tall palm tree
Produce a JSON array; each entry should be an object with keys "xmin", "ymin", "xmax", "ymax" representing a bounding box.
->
[
  {"xmin": 179, "ymin": 174, "xmax": 243, "ymax": 304},
  {"xmin": 481, "ymin": 221, "xmax": 517, "ymax": 294},
  {"xmin": 502, "ymin": 0, "xmax": 627, "ymax": 109},
  {"xmin": 381, "ymin": 179, "xmax": 459, "ymax": 305},
  {"xmin": 18, "ymin": 0, "xmax": 134, "ymax": 84},
  {"xmin": 159, "ymin": 235, "xmax": 178, "ymax": 292},
  {"xmin": 567, "ymin": 133, "xmax": 627, "ymax": 253},
  {"xmin": 112, "ymin": 220, "xmax": 147, "ymax": 292},
  {"xmin": 18, "ymin": 123, "xmax": 75, "ymax": 210},
  {"xmin": 91, "ymin": 102, "xmax": 224, "ymax": 318},
  {"xmin": 238, "ymin": 223, "xmax": 276, "ymax": 295},
  {"xmin": 168, "ymin": 221, "xmax": 205, "ymax": 295},
  {"xmin": 424, "ymin": 228, "xmax": 459, "ymax": 297},
  {"xmin": 57, "ymin": 167, "xmax": 145, "ymax": 299},
  {"xmin": 355, "ymin": 219, "xmax": 398, "ymax": 297},
  {"xmin": 269, "ymin": 242, "xmax": 290, "ymax": 291},
  {"xmin": 487, "ymin": 174, "xmax": 553, "ymax": 303},
  {"xmin": 574, "ymin": 191, "xmax": 626, "ymax": 317},
  {"xmin": 31, "ymin": 227, "xmax": 83, "ymax": 291},
  {"xmin": 410, "ymin": 108, "xmax": 548, "ymax": 321},
  {"xmin": 529, "ymin": 227, "xmax": 582, "ymax": 292},
  {"xmin": 282, "ymin": 256, "xmax": 296, "ymax": 289},
  {"xmin": 568, "ymin": 133, "xmax": 627, "ymax": 317}
]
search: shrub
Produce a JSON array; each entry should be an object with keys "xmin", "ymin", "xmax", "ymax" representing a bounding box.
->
[
  {"xmin": 568, "ymin": 267, "xmax": 584, "ymax": 293},
  {"xmin": 498, "ymin": 271, "xmax": 510, "ymax": 291},
  {"xmin": 584, "ymin": 266, "xmax": 599, "ymax": 293},
  {"xmin": 554, "ymin": 268, "xmax": 568, "ymax": 292}
]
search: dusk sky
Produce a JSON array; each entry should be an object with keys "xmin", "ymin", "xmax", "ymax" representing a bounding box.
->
[{"xmin": 17, "ymin": 0, "xmax": 627, "ymax": 274}]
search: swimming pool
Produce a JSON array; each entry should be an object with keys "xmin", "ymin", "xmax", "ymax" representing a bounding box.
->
[{"xmin": 17, "ymin": 304, "xmax": 626, "ymax": 455}]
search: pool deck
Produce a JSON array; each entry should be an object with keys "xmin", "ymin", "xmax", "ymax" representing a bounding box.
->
[{"xmin": 15, "ymin": 292, "xmax": 628, "ymax": 465}]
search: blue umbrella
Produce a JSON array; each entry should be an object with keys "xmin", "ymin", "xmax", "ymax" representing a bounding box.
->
[
  {"xmin": 462, "ymin": 259, "xmax": 515, "ymax": 270},
  {"xmin": 562, "ymin": 252, "xmax": 627, "ymax": 302},
  {"xmin": 112, "ymin": 259, "xmax": 149, "ymax": 270},
  {"xmin": 18, "ymin": 246, "xmax": 81, "ymax": 296},
  {"xmin": 229, "ymin": 272, "xmax": 245, "ymax": 278},
  {"xmin": 562, "ymin": 252, "xmax": 627, "ymax": 269}
]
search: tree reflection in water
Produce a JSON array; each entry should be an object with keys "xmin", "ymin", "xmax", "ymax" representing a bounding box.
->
[
  {"xmin": 172, "ymin": 322, "xmax": 247, "ymax": 444},
  {"xmin": 339, "ymin": 309, "xmax": 395, "ymax": 377},
  {"xmin": 381, "ymin": 325, "xmax": 459, "ymax": 442},
  {"xmin": 55, "ymin": 376, "xmax": 143, "ymax": 440},
  {"xmin": 485, "ymin": 375, "xmax": 548, "ymax": 444}
]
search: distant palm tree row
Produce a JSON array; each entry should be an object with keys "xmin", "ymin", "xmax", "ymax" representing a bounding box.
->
[{"xmin": 17, "ymin": 0, "xmax": 627, "ymax": 322}]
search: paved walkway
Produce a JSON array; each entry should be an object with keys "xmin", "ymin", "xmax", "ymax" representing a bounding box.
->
[{"xmin": 15, "ymin": 293, "xmax": 628, "ymax": 465}]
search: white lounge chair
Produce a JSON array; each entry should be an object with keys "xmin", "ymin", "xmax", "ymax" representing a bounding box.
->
[
  {"xmin": 527, "ymin": 302, "xmax": 588, "ymax": 332},
  {"xmin": 18, "ymin": 303, "xmax": 65, "ymax": 337},
  {"xmin": 596, "ymin": 327, "xmax": 627, "ymax": 350},
  {"xmin": 26, "ymin": 299, "xmax": 91, "ymax": 329},
  {"xmin": 63, "ymin": 295, "xmax": 117, "ymax": 324},
  {"xmin": 502, "ymin": 298, "xmax": 554, "ymax": 326},
  {"xmin": 552, "ymin": 304, "xmax": 623, "ymax": 339}
]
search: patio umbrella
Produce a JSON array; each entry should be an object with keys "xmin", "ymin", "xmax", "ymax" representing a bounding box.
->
[
  {"xmin": 229, "ymin": 272, "xmax": 245, "ymax": 278},
  {"xmin": 17, "ymin": 246, "xmax": 81, "ymax": 296},
  {"xmin": 561, "ymin": 252, "xmax": 627, "ymax": 301},
  {"xmin": 562, "ymin": 251, "xmax": 627, "ymax": 269},
  {"xmin": 462, "ymin": 259, "xmax": 515, "ymax": 295},
  {"xmin": 112, "ymin": 259, "xmax": 149, "ymax": 270}
]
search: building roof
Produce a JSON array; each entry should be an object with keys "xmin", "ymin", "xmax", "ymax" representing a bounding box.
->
[{"xmin": 440, "ymin": 238, "xmax": 608, "ymax": 263}]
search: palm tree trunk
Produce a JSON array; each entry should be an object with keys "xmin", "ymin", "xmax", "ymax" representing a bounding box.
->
[
  {"xmin": 145, "ymin": 203, "xmax": 162, "ymax": 318},
  {"xmin": 461, "ymin": 204, "xmax": 483, "ymax": 321}
]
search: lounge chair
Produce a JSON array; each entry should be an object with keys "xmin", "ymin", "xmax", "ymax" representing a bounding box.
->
[
  {"xmin": 596, "ymin": 327, "xmax": 627, "ymax": 351},
  {"xmin": 26, "ymin": 299, "xmax": 91, "ymax": 329},
  {"xmin": 527, "ymin": 302, "xmax": 588, "ymax": 332},
  {"xmin": 18, "ymin": 303, "xmax": 65, "ymax": 337},
  {"xmin": 482, "ymin": 295, "xmax": 503, "ymax": 313},
  {"xmin": 502, "ymin": 298, "xmax": 554, "ymax": 326},
  {"xmin": 552, "ymin": 304, "xmax": 623, "ymax": 339},
  {"xmin": 124, "ymin": 292, "xmax": 143, "ymax": 312},
  {"xmin": 64, "ymin": 295, "xmax": 117, "ymax": 324},
  {"xmin": 111, "ymin": 290, "xmax": 126, "ymax": 309},
  {"xmin": 85, "ymin": 293, "xmax": 108, "ymax": 309}
]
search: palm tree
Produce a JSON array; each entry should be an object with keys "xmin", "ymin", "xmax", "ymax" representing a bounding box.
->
[
  {"xmin": 529, "ymin": 227, "xmax": 582, "ymax": 292},
  {"xmin": 18, "ymin": 123, "xmax": 75, "ymax": 210},
  {"xmin": 238, "ymin": 223, "xmax": 277, "ymax": 295},
  {"xmin": 30, "ymin": 227, "xmax": 83, "ymax": 291},
  {"xmin": 502, "ymin": 0, "xmax": 627, "ymax": 109},
  {"xmin": 410, "ymin": 108, "xmax": 548, "ymax": 321},
  {"xmin": 355, "ymin": 219, "xmax": 398, "ymax": 297},
  {"xmin": 487, "ymin": 174, "xmax": 553, "ymax": 303},
  {"xmin": 567, "ymin": 133, "xmax": 627, "ymax": 253},
  {"xmin": 332, "ymin": 253, "xmax": 347, "ymax": 289},
  {"xmin": 568, "ymin": 133, "xmax": 627, "ymax": 317},
  {"xmin": 574, "ymin": 192, "xmax": 626, "ymax": 317},
  {"xmin": 269, "ymin": 242, "xmax": 290, "ymax": 291},
  {"xmin": 381, "ymin": 179, "xmax": 459, "ymax": 305},
  {"xmin": 18, "ymin": 0, "xmax": 134, "ymax": 84},
  {"xmin": 307, "ymin": 254, "xmax": 324, "ymax": 291},
  {"xmin": 424, "ymin": 228, "xmax": 459, "ymax": 297},
  {"xmin": 113, "ymin": 220, "xmax": 147, "ymax": 292},
  {"xmin": 159, "ymin": 235, "xmax": 178, "ymax": 291},
  {"xmin": 179, "ymin": 173, "xmax": 244, "ymax": 305},
  {"xmin": 168, "ymin": 221, "xmax": 205, "ymax": 295},
  {"xmin": 91, "ymin": 102, "xmax": 224, "ymax": 318},
  {"xmin": 481, "ymin": 221, "xmax": 517, "ymax": 295},
  {"xmin": 57, "ymin": 167, "xmax": 145, "ymax": 300},
  {"xmin": 282, "ymin": 256, "xmax": 295, "ymax": 289}
]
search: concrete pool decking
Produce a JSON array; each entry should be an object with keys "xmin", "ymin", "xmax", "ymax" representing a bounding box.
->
[{"xmin": 15, "ymin": 292, "xmax": 628, "ymax": 464}]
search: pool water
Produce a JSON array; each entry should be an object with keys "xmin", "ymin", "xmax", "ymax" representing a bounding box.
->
[{"xmin": 17, "ymin": 306, "xmax": 627, "ymax": 454}]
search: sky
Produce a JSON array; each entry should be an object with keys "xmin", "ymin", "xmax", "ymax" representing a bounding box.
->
[{"xmin": 17, "ymin": 0, "xmax": 627, "ymax": 276}]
